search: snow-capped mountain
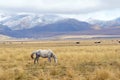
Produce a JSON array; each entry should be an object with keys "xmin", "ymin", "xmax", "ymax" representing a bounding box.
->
[
  {"xmin": 0, "ymin": 13, "xmax": 63, "ymax": 30},
  {"xmin": 0, "ymin": 12, "xmax": 120, "ymax": 39},
  {"xmin": 0, "ymin": 13, "xmax": 93, "ymax": 38},
  {"xmin": 88, "ymin": 17, "xmax": 120, "ymax": 29},
  {"xmin": 0, "ymin": 13, "xmax": 11, "ymax": 22}
]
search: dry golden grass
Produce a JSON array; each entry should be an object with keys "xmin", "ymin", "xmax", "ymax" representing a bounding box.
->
[{"xmin": 0, "ymin": 40, "xmax": 120, "ymax": 80}]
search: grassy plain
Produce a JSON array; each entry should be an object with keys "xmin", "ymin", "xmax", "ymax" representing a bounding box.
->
[{"xmin": 0, "ymin": 39, "xmax": 120, "ymax": 80}]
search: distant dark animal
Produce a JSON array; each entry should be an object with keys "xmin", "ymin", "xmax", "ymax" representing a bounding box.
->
[
  {"xmin": 31, "ymin": 49, "xmax": 57, "ymax": 64},
  {"xmin": 118, "ymin": 41, "xmax": 120, "ymax": 43},
  {"xmin": 76, "ymin": 42, "xmax": 80, "ymax": 44},
  {"xmin": 94, "ymin": 41, "xmax": 101, "ymax": 44},
  {"xmin": 116, "ymin": 40, "xmax": 120, "ymax": 43}
]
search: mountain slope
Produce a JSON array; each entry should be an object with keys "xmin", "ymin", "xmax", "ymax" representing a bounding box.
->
[
  {"xmin": 28, "ymin": 19, "xmax": 92, "ymax": 32},
  {"xmin": 0, "ymin": 24, "xmax": 12, "ymax": 34},
  {"xmin": 7, "ymin": 19, "xmax": 92, "ymax": 38},
  {"xmin": 88, "ymin": 17, "xmax": 120, "ymax": 29}
]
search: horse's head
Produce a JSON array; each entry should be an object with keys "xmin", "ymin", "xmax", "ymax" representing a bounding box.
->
[{"xmin": 52, "ymin": 53, "xmax": 57, "ymax": 63}]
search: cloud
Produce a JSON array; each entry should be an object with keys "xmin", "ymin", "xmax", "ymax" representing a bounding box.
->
[
  {"xmin": 0, "ymin": 0, "xmax": 120, "ymax": 20},
  {"xmin": 100, "ymin": 0, "xmax": 120, "ymax": 8},
  {"xmin": 60, "ymin": 8, "xmax": 120, "ymax": 21},
  {"xmin": 0, "ymin": 0, "xmax": 107, "ymax": 13}
]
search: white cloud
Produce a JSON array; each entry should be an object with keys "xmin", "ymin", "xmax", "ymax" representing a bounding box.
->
[
  {"xmin": 0, "ymin": 0, "xmax": 120, "ymax": 20},
  {"xmin": 60, "ymin": 9, "xmax": 120, "ymax": 21},
  {"xmin": 0, "ymin": 0, "xmax": 101, "ymax": 13}
]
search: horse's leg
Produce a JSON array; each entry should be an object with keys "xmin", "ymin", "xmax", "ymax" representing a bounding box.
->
[
  {"xmin": 34, "ymin": 57, "xmax": 37, "ymax": 64},
  {"xmin": 48, "ymin": 57, "xmax": 51, "ymax": 63},
  {"xmin": 36, "ymin": 57, "xmax": 39, "ymax": 63}
]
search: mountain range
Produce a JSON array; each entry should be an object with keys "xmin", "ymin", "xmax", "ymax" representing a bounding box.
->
[
  {"xmin": 88, "ymin": 17, "xmax": 120, "ymax": 29},
  {"xmin": 0, "ymin": 13, "xmax": 120, "ymax": 39}
]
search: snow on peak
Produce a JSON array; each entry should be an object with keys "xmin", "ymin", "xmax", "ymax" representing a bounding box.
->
[{"xmin": 0, "ymin": 13, "xmax": 64, "ymax": 30}]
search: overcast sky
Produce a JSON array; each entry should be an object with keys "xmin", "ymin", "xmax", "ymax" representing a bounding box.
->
[{"xmin": 0, "ymin": 0, "xmax": 120, "ymax": 21}]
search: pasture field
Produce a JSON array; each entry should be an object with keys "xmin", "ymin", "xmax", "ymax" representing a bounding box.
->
[{"xmin": 0, "ymin": 39, "xmax": 120, "ymax": 80}]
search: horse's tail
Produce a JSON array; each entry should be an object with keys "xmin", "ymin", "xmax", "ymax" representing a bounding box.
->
[{"xmin": 31, "ymin": 52, "xmax": 35, "ymax": 59}]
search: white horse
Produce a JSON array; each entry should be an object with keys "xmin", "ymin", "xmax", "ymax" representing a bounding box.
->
[{"xmin": 31, "ymin": 49, "xmax": 57, "ymax": 64}]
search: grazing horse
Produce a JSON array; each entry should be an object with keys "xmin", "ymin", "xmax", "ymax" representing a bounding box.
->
[{"xmin": 31, "ymin": 49, "xmax": 57, "ymax": 64}]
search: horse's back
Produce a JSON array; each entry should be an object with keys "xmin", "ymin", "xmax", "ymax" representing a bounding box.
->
[
  {"xmin": 39, "ymin": 49, "xmax": 52, "ymax": 58},
  {"xmin": 40, "ymin": 50, "xmax": 51, "ymax": 54}
]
